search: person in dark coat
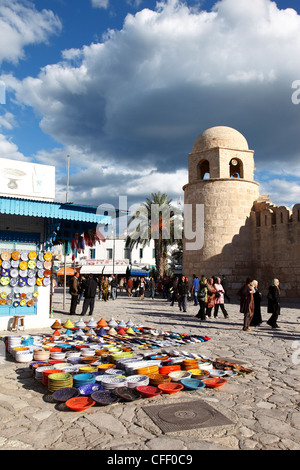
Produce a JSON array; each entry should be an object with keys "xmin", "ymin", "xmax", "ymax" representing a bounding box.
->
[
  {"xmin": 170, "ymin": 277, "xmax": 179, "ymax": 306},
  {"xmin": 80, "ymin": 274, "xmax": 98, "ymax": 316},
  {"xmin": 221, "ymin": 274, "xmax": 230, "ymax": 303},
  {"xmin": 250, "ymin": 280, "xmax": 262, "ymax": 326},
  {"xmin": 178, "ymin": 275, "xmax": 189, "ymax": 312},
  {"xmin": 69, "ymin": 272, "xmax": 79, "ymax": 315},
  {"xmin": 196, "ymin": 276, "xmax": 208, "ymax": 320},
  {"xmin": 267, "ymin": 279, "xmax": 280, "ymax": 328},
  {"xmin": 238, "ymin": 278, "xmax": 254, "ymax": 331}
]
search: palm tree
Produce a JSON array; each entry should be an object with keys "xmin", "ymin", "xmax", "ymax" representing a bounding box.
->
[{"xmin": 125, "ymin": 192, "xmax": 182, "ymax": 278}]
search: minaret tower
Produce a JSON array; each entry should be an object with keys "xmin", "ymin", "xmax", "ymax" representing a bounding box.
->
[{"xmin": 182, "ymin": 126, "xmax": 259, "ymax": 285}]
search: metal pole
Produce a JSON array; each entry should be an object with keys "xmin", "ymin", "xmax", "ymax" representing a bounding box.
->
[
  {"xmin": 112, "ymin": 229, "xmax": 115, "ymax": 276},
  {"xmin": 63, "ymin": 250, "xmax": 67, "ymax": 310},
  {"xmin": 66, "ymin": 155, "xmax": 70, "ymax": 203},
  {"xmin": 63, "ymin": 155, "xmax": 70, "ymax": 310}
]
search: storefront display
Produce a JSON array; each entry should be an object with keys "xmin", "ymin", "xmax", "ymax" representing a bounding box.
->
[{"xmin": 0, "ymin": 247, "xmax": 52, "ymax": 314}]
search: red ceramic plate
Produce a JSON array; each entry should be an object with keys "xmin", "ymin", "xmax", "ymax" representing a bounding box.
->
[
  {"xmin": 202, "ymin": 378, "xmax": 227, "ymax": 388},
  {"xmin": 65, "ymin": 397, "xmax": 95, "ymax": 411},
  {"xmin": 136, "ymin": 385, "xmax": 162, "ymax": 397},
  {"xmin": 159, "ymin": 365, "xmax": 181, "ymax": 375},
  {"xmin": 157, "ymin": 383, "xmax": 184, "ymax": 394}
]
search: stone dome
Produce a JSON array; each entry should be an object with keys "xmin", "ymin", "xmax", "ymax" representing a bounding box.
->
[{"xmin": 192, "ymin": 126, "xmax": 249, "ymax": 153}]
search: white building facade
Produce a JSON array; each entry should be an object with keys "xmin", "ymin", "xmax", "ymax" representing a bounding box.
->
[{"xmin": 63, "ymin": 237, "xmax": 157, "ymax": 278}]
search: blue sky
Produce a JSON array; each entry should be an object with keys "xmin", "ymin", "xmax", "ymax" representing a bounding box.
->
[{"xmin": 1, "ymin": 0, "xmax": 300, "ymax": 210}]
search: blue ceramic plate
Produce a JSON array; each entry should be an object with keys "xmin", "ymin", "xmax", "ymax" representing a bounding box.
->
[
  {"xmin": 91, "ymin": 390, "xmax": 120, "ymax": 405},
  {"xmin": 78, "ymin": 383, "xmax": 103, "ymax": 396},
  {"xmin": 53, "ymin": 387, "xmax": 80, "ymax": 402},
  {"xmin": 180, "ymin": 378, "xmax": 206, "ymax": 390}
]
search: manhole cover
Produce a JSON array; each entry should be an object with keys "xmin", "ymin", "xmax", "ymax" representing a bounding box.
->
[
  {"xmin": 142, "ymin": 400, "xmax": 233, "ymax": 433},
  {"xmin": 158, "ymin": 404, "xmax": 214, "ymax": 425}
]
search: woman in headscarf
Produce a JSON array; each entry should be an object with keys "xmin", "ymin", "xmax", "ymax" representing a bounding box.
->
[
  {"xmin": 206, "ymin": 278, "xmax": 216, "ymax": 318},
  {"xmin": 250, "ymin": 280, "xmax": 262, "ymax": 326},
  {"xmin": 196, "ymin": 276, "xmax": 208, "ymax": 320},
  {"xmin": 267, "ymin": 279, "xmax": 280, "ymax": 328},
  {"xmin": 213, "ymin": 277, "xmax": 229, "ymax": 319},
  {"xmin": 238, "ymin": 277, "xmax": 254, "ymax": 331}
]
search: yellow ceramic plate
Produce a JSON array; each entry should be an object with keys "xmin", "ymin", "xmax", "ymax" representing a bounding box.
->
[
  {"xmin": 19, "ymin": 261, "xmax": 28, "ymax": 270},
  {"xmin": 28, "ymin": 251, "xmax": 37, "ymax": 260},
  {"xmin": 28, "ymin": 260, "xmax": 36, "ymax": 269},
  {"xmin": 0, "ymin": 277, "xmax": 10, "ymax": 286},
  {"xmin": 36, "ymin": 278, "xmax": 43, "ymax": 286},
  {"xmin": 44, "ymin": 252, "xmax": 52, "ymax": 261}
]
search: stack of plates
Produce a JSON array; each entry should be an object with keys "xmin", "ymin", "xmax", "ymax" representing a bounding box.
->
[
  {"xmin": 48, "ymin": 373, "xmax": 73, "ymax": 392},
  {"xmin": 96, "ymin": 364, "xmax": 115, "ymax": 375},
  {"xmin": 148, "ymin": 373, "xmax": 171, "ymax": 386},
  {"xmin": 99, "ymin": 376, "xmax": 127, "ymax": 390},
  {"xmin": 115, "ymin": 356, "xmax": 143, "ymax": 369},
  {"xmin": 54, "ymin": 365, "xmax": 79, "ymax": 375},
  {"xmin": 197, "ymin": 360, "xmax": 213, "ymax": 371},
  {"xmin": 126, "ymin": 374, "xmax": 149, "ymax": 389},
  {"xmin": 181, "ymin": 359, "xmax": 199, "ymax": 370},
  {"xmin": 35, "ymin": 366, "xmax": 56, "ymax": 383},
  {"xmin": 125, "ymin": 360, "xmax": 161, "ymax": 375},
  {"xmin": 78, "ymin": 366, "xmax": 98, "ymax": 374},
  {"xmin": 73, "ymin": 373, "xmax": 96, "ymax": 388},
  {"xmin": 168, "ymin": 370, "xmax": 192, "ymax": 382},
  {"xmin": 42, "ymin": 369, "xmax": 59, "ymax": 386},
  {"xmin": 209, "ymin": 369, "xmax": 226, "ymax": 378},
  {"xmin": 80, "ymin": 348, "xmax": 96, "ymax": 357},
  {"xmin": 104, "ymin": 368, "xmax": 125, "ymax": 377},
  {"xmin": 110, "ymin": 351, "xmax": 133, "ymax": 363},
  {"xmin": 137, "ymin": 364, "xmax": 160, "ymax": 376},
  {"xmin": 7, "ymin": 336, "xmax": 22, "ymax": 354}
]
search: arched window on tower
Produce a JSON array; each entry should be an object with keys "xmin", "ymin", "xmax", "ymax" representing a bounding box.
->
[
  {"xmin": 197, "ymin": 159, "xmax": 210, "ymax": 180},
  {"xmin": 229, "ymin": 158, "xmax": 244, "ymax": 179}
]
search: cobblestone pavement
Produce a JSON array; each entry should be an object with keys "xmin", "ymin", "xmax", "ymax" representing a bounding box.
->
[{"xmin": 0, "ymin": 289, "xmax": 299, "ymax": 451}]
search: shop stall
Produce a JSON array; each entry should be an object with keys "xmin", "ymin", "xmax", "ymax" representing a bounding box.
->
[{"xmin": 0, "ymin": 159, "xmax": 111, "ymax": 330}]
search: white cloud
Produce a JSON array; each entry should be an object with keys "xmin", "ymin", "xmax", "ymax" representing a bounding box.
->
[
  {"xmin": 0, "ymin": 0, "xmax": 62, "ymax": 65},
  {"xmin": 91, "ymin": 0, "xmax": 110, "ymax": 9},
  {"xmin": 0, "ymin": 112, "xmax": 15, "ymax": 130},
  {"xmin": 0, "ymin": 133, "xmax": 28, "ymax": 161},
  {"xmin": 2, "ymin": 0, "xmax": 300, "ymax": 206},
  {"xmin": 259, "ymin": 178, "xmax": 300, "ymax": 208}
]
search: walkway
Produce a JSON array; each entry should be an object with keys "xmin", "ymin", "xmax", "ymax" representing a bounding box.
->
[{"xmin": 0, "ymin": 289, "xmax": 299, "ymax": 451}]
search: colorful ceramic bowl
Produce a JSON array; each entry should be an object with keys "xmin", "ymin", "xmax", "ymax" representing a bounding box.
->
[
  {"xmin": 157, "ymin": 383, "xmax": 184, "ymax": 394},
  {"xmin": 65, "ymin": 396, "xmax": 95, "ymax": 412}
]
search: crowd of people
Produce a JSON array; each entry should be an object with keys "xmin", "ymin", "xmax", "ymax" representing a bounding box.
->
[{"xmin": 68, "ymin": 271, "xmax": 281, "ymax": 331}]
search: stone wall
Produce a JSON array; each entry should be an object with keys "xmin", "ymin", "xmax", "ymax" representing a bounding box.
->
[
  {"xmin": 182, "ymin": 178, "xmax": 259, "ymax": 291},
  {"xmin": 251, "ymin": 199, "xmax": 300, "ymax": 298}
]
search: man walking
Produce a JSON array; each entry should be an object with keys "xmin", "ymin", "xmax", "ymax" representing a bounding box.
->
[
  {"xmin": 127, "ymin": 277, "xmax": 133, "ymax": 297},
  {"xmin": 69, "ymin": 272, "xmax": 80, "ymax": 315},
  {"xmin": 81, "ymin": 274, "xmax": 98, "ymax": 316},
  {"xmin": 191, "ymin": 274, "xmax": 200, "ymax": 306},
  {"xmin": 110, "ymin": 276, "xmax": 118, "ymax": 300}
]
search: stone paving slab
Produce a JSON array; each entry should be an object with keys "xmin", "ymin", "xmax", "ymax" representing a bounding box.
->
[{"xmin": 0, "ymin": 290, "xmax": 299, "ymax": 451}]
